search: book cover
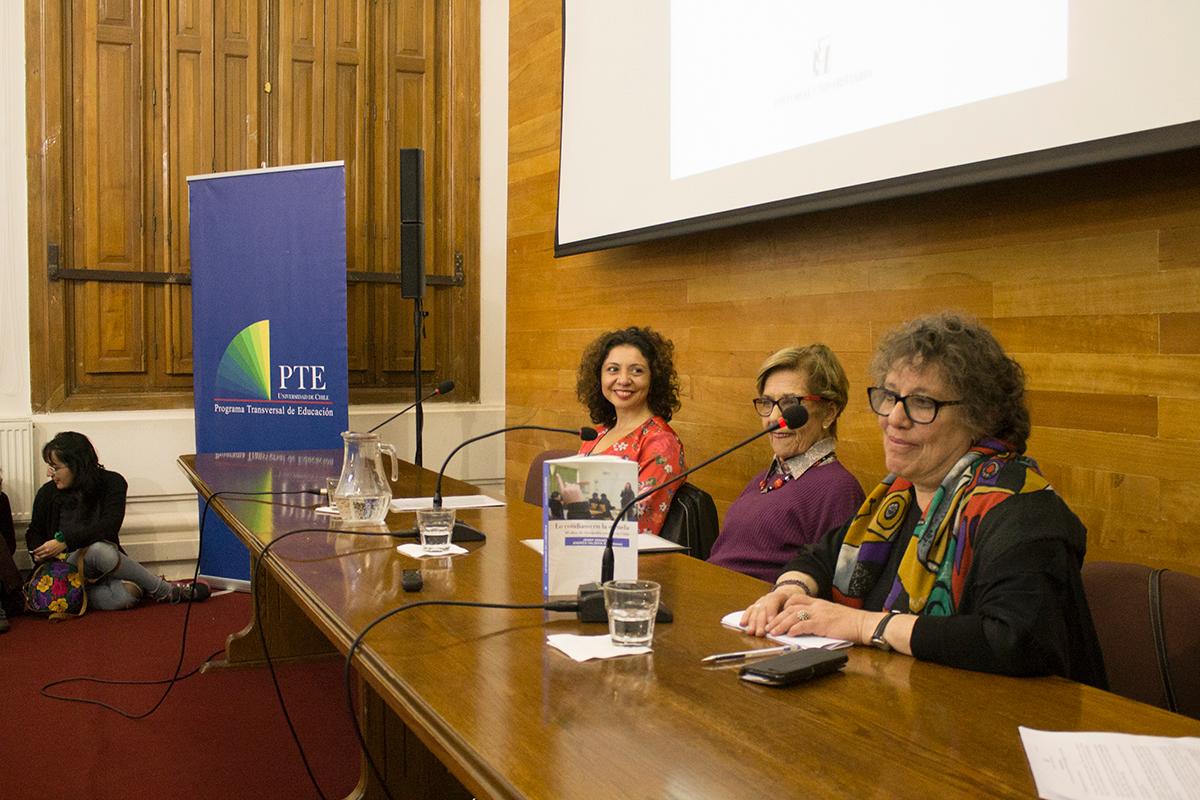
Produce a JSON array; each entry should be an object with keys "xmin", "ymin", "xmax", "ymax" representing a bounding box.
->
[{"xmin": 543, "ymin": 454, "xmax": 638, "ymax": 597}]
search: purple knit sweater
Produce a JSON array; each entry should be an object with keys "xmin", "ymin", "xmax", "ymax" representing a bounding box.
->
[{"xmin": 707, "ymin": 460, "xmax": 865, "ymax": 583}]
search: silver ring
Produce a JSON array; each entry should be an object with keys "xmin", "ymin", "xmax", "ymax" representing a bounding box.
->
[{"xmin": 795, "ymin": 610, "xmax": 811, "ymax": 622}]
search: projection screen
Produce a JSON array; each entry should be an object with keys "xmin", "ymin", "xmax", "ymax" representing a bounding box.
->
[{"xmin": 556, "ymin": 0, "xmax": 1200, "ymax": 256}]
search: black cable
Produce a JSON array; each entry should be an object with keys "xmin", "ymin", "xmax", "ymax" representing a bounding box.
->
[
  {"xmin": 251, "ymin": 524, "xmax": 448, "ymax": 800},
  {"xmin": 341, "ymin": 597, "xmax": 579, "ymax": 800},
  {"xmin": 39, "ymin": 646, "xmax": 226, "ymax": 714},
  {"xmin": 250, "ymin": 522, "xmax": 580, "ymax": 800},
  {"xmin": 251, "ymin": 525, "xmax": 373, "ymax": 800},
  {"xmin": 37, "ymin": 489, "xmax": 318, "ymax": 721}
]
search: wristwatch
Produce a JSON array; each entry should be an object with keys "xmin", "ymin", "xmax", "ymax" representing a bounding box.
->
[{"xmin": 870, "ymin": 610, "xmax": 901, "ymax": 651}]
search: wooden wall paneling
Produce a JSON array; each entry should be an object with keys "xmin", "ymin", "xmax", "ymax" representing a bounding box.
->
[
  {"xmin": 440, "ymin": 0, "xmax": 481, "ymax": 399},
  {"xmin": 507, "ymin": 0, "xmax": 1200, "ymax": 568},
  {"xmin": 1160, "ymin": 225, "xmax": 1200, "ymax": 274},
  {"xmin": 276, "ymin": 0, "xmax": 324, "ymax": 166},
  {"xmin": 1160, "ymin": 312, "xmax": 1200, "ymax": 353},
  {"xmin": 1024, "ymin": 390, "xmax": 1157, "ymax": 437},
  {"xmin": 213, "ymin": 0, "xmax": 260, "ymax": 172},
  {"xmin": 25, "ymin": 0, "xmax": 69, "ymax": 409},
  {"xmin": 376, "ymin": 0, "xmax": 433, "ymax": 380},
  {"xmin": 76, "ymin": 0, "xmax": 147, "ymax": 380},
  {"xmin": 165, "ymin": 0, "xmax": 215, "ymax": 378},
  {"xmin": 986, "ymin": 315, "xmax": 1159, "ymax": 354},
  {"xmin": 326, "ymin": 0, "xmax": 368, "ymax": 273},
  {"xmin": 26, "ymin": 0, "xmax": 478, "ymax": 410},
  {"xmin": 1159, "ymin": 397, "xmax": 1200, "ymax": 441}
]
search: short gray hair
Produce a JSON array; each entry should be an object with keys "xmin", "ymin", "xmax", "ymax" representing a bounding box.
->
[{"xmin": 756, "ymin": 344, "xmax": 850, "ymax": 437}]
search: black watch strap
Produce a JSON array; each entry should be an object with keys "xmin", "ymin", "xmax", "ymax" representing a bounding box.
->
[{"xmin": 870, "ymin": 610, "xmax": 900, "ymax": 651}]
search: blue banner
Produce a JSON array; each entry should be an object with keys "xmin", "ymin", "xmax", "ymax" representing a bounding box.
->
[{"xmin": 189, "ymin": 163, "xmax": 349, "ymax": 585}]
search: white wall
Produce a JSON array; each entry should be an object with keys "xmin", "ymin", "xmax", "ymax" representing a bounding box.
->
[{"xmin": 0, "ymin": 5, "xmax": 509, "ymax": 578}]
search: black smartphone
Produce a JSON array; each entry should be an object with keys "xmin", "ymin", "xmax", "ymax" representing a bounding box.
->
[{"xmin": 738, "ymin": 648, "xmax": 848, "ymax": 687}]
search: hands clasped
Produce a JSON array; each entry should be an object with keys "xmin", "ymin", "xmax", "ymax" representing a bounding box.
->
[{"xmin": 739, "ymin": 586, "xmax": 870, "ymax": 644}]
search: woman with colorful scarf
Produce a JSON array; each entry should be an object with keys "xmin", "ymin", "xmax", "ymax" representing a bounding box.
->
[{"xmin": 739, "ymin": 313, "xmax": 1106, "ymax": 686}]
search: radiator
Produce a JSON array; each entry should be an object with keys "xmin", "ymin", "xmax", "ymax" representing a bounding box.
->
[{"xmin": 0, "ymin": 418, "xmax": 34, "ymax": 521}]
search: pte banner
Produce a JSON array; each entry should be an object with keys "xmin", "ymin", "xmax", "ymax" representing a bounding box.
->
[{"xmin": 189, "ymin": 162, "xmax": 349, "ymax": 587}]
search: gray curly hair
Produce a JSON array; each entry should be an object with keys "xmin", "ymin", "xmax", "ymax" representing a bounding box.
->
[{"xmin": 869, "ymin": 312, "xmax": 1031, "ymax": 452}]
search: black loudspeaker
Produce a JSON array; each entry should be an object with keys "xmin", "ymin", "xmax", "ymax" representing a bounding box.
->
[{"xmin": 399, "ymin": 148, "xmax": 425, "ymax": 299}]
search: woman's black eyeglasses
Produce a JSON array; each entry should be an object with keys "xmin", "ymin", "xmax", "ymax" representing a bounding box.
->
[
  {"xmin": 752, "ymin": 394, "xmax": 821, "ymax": 418},
  {"xmin": 866, "ymin": 387, "xmax": 962, "ymax": 424}
]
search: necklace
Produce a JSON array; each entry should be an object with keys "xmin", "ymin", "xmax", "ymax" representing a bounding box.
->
[{"xmin": 758, "ymin": 438, "xmax": 837, "ymax": 493}]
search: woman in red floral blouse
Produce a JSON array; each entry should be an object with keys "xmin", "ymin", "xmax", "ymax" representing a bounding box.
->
[{"xmin": 576, "ymin": 326, "xmax": 685, "ymax": 535}]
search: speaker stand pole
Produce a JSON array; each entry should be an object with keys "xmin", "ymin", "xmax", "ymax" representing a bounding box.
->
[{"xmin": 413, "ymin": 295, "xmax": 424, "ymax": 468}]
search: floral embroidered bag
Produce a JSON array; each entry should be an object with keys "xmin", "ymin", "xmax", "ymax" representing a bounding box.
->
[{"xmin": 24, "ymin": 548, "xmax": 89, "ymax": 620}]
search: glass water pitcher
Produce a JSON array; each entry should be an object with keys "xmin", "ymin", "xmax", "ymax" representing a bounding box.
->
[{"xmin": 333, "ymin": 431, "xmax": 399, "ymax": 525}]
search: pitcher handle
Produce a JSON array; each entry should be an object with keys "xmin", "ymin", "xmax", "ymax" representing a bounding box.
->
[{"xmin": 379, "ymin": 442, "xmax": 400, "ymax": 482}]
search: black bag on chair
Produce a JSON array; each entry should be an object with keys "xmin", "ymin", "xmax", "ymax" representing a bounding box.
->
[{"xmin": 659, "ymin": 482, "xmax": 719, "ymax": 560}]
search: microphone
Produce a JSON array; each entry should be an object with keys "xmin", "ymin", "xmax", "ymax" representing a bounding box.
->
[
  {"xmin": 368, "ymin": 380, "xmax": 454, "ymax": 434},
  {"xmin": 433, "ymin": 424, "xmax": 598, "ymax": 508},
  {"xmin": 576, "ymin": 404, "xmax": 809, "ymax": 623}
]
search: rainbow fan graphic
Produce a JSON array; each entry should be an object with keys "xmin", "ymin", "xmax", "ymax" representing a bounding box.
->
[{"xmin": 216, "ymin": 320, "xmax": 272, "ymax": 400}]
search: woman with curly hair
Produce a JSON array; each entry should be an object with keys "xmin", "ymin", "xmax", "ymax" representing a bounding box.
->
[
  {"xmin": 575, "ymin": 326, "xmax": 685, "ymax": 535},
  {"xmin": 26, "ymin": 431, "xmax": 210, "ymax": 609},
  {"xmin": 738, "ymin": 312, "xmax": 1106, "ymax": 686}
]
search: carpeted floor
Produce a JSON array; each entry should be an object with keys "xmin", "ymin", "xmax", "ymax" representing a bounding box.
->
[{"xmin": 1, "ymin": 591, "xmax": 359, "ymax": 799}]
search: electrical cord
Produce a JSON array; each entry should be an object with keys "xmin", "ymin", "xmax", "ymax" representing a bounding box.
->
[
  {"xmin": 39, "ymin": 646, "xmax": 226, "ymax": 714},
  {"xmin": 342, "ymin": 598, "xmax": 578, "ymax": 800},
  {"xmin": 251, "ymin": 523, "xmax": 579, "ymax": 800},
  {"xmin": 37, "ymin": 489, "xmax": 319, "ymax": 721}
]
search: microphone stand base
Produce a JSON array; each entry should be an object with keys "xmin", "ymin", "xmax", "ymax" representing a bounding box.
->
[
  {"xmin": 451, "ymin": 519, "xmax": 486, "ymax": 543},
  {"xmin": 575, "ymin": 582, "xmax": 673, "ymax": 624}
]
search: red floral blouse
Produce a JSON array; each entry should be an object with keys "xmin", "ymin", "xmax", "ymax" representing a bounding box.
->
[{"xmin": 578, "ymin": 416, "xmax": 685, "ymax": 535}]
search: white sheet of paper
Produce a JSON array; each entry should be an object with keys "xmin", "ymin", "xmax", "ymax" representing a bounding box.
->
[
  {"xmin": 1019, "ymin": 726, "xmax": 1200, "ymax": 800},
  {"xmin": 389, "ymin": 495, "xmax": 505, "ymax": 511},
  {"xmin": 721, "ymin": 610, "xmax": 852, "ymax": 650},
  {"xmin": 521, "ymin": 533, "xmax": 688, "ymax": 555},
  {"xmin": 396, "ymin": 543, "xmax": 469, "ymax": 559},
  {"xmin": 546, "ymin": 633, "xmax": 651, "ymax": 661}
]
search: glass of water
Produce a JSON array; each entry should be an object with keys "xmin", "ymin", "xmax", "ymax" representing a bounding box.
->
[
  {"xmin": 416, "ymin": 507, "xmax": 456, "ymax": 554},
  {"xmin": 603, "ymin": 580, "xmax": 661, "ymax": 647}
]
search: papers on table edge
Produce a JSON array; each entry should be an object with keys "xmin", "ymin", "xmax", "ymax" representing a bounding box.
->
[
  {"xmin": 521, "ymin": 533, "xmax": 688, "ymax": 556},
  {"xmin": 389, "ymin": 494, "xmax": 506, "ymax": 511},
  {"xmin": 1018, "ymin": 726, "xmax": 1200, "ymax": 800},
  {"xmin": 721, "ymin": 610, "xmax": 852, "ymax": 650}
]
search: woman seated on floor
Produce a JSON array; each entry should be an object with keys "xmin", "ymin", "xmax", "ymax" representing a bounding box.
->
[{"xmin": 26, "ymin": 431, "xmax": 210, "ymax": 610}]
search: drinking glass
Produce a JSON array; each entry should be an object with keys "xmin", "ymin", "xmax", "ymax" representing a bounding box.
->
[
  {"xmin": 603, "ymin": 580, "xmax": 661, "ymax": 647},
  {"xmin": 416, "ymin": 508, "xmax": 456, "ymax": 554}
]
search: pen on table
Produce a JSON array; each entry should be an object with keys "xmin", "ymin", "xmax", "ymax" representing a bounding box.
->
[{"xmin": 700, "ymin": 645, "xmax": 798, "ymax": 664}]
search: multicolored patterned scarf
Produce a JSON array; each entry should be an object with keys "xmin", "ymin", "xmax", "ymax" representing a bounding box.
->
[{"xmin": 831, "ymin": 439, "xmax": 1050, "ymax": 616}]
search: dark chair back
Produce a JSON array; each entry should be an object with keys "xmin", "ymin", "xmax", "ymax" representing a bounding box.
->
[
  {"xmin": 1081, "ymin": 561, "xmax": 1200, "ymax": 719},
  {"xmin": 659, "ymin": 482, "xmax": 720, "ymax": 560},
  {"xmin": 522, "ymin": 449, "xmax": 576, "ymax": 506}
]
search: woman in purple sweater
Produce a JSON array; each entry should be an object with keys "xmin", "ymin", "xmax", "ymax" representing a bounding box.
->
[{"xmin": 707, "ymin": 345, "xmax": 864, "ymax": 583}]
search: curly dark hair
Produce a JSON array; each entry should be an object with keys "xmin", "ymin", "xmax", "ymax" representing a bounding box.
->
[
  {"xmin": 576, "ymin": 326, "xmax": 681, "ymax": 427},
  {"xmin": 869, "ymin": 312, "xmax": 1031, "ymax": 452},
  {"xmin": 43, "ymin": 431, "xmax": 106, "ymax": 502}
]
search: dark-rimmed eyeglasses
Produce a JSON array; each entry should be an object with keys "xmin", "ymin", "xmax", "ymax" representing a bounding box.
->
[
  {"xmin": 752, "ymin": 394, "xmax": 822, "ymax": 418},
  {"xmin": 866, "ymin": 387, "xmax": 962, "ymax": 424}
]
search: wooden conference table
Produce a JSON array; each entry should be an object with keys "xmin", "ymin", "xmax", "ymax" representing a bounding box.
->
[{"xmin": 179, "ymin": 450, "xmax": 1200, "ymax": 800}]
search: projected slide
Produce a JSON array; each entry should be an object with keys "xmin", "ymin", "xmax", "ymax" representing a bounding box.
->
[{"xmin": 670, "ymin": 0, "xmax": 1068, "ymax": 179}]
